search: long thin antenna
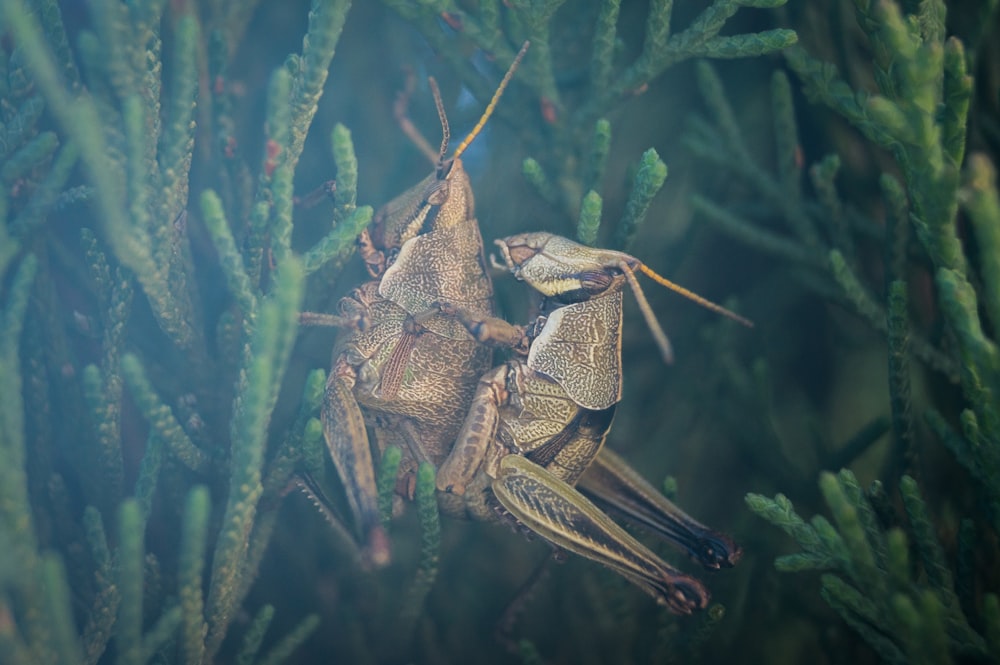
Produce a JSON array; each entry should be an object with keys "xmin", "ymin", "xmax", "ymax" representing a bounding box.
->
[
  {"xmin": 452, "ymin": 41, "xmax": 530, "ymax": 160},
  {"xmin": 394, "ymin": 70, "xmax": 439, "ymax": 164},
  {"xmin": 638, "ymin": 264, "xmax": 754, "ymax": 328},
  {"xmin": 620, "ymin": 263, "xmax": 675, "ymax": 364},
  {"xmin": 428, "ymin": 77, "xmax": 450, "ymax": 171}
]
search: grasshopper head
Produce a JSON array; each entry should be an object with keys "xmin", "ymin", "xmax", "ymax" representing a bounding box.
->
[
  {"xmin": 370, "ymin": 156, "xmax": 475, "ymax": 253},
  {"xmin": 495, "ymin": 232, "xmax": 636, "ymax": 303},
  {"xmin": 497, "ymin": 232, "xmax": 752, "ymax": 365}
]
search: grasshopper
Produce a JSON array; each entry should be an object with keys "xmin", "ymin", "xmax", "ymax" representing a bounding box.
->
[
  {"xmin": 435, "ymin": 232, "xmax": 748, "ymax": 613},
  {"xmin": 301, "ymin": 45, "xmax": 528, "ymax": 566}
]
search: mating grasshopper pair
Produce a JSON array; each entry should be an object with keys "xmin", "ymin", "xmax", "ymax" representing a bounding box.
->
[{"xmin": 301, "ymin": 46, "xmax": 743, "ymax": 612}]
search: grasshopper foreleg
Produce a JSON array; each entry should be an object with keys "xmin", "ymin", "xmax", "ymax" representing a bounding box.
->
[
  {"xmin": 300, "ymin": 289, "xmax": 372, "ymax": 331},
  {"xmin": 432, "ymin": 301, "xmax": 529, "ymax": 353}
]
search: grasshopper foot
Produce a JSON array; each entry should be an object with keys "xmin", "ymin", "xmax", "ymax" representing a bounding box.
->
[{"xmin": 655, "ymin": 576, "xmax": 710, "ymax": 615}]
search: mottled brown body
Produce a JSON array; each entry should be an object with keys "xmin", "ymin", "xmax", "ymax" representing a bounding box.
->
[
  {"xmin": 333, "ymin": 198, "xmax": 494, "ymax": 476},
  {"xmin": 315, "ymin": 129, "xmax": 494, "ymax": 565},
  {"xmin": 437, "ymin": 290, "xmax": 624, "ymax": 501},
  {"xmin": 436, "ymin": 233, "xmax": 741, "ymax": 613},
  {"xmin": 307, "ymin": 44, "xmax": 531, "ymax": 565}
]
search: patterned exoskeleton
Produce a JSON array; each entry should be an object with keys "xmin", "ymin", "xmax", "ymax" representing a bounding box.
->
[
  {"xmin": 435, "ymin": 232, "xmax": 745, "ymax": 613},
  {"xmin": 301, "ymin": 47, "xmax": 527, "ymax": 565}
]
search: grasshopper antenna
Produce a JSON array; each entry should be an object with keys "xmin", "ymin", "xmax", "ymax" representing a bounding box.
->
[
  {"xmin": 429, "ymin": 77, "xmax": 451, "ymax": 176},
  {"xmin": 637, "ymin": 263, "xmax": 754, "ymax": 328},
  {"xmin": 395, "ymin": 69, "xmax": 440, "ymax": 164},
  {"xmin": 452, "ymin": 40, "xmax": 530, "ymax": 160},
  {"xmin": 619, "ymin": 264, "xmax": 675, "ymax": 364},
  {"xmin": 617, "ymin": 261, "xmax": 753, "ymax": 366}
]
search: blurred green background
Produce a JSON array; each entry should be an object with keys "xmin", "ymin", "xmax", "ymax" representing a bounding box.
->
[{"xmin": 1, "ymin": 0, "xmax": 998, "ymax": 663}]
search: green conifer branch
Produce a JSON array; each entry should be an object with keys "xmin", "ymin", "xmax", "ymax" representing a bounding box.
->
[
  {"xmin": 40, "ymin": 555, "xmax": 85, "ymax": 665},
  {"xmin": 254, "ymin": 614, "xmax": 320, "ymax": 665},
  {"xmin": 0, "ymin": 199, "xmax": 14, "ymax": 279},
  {"xmin": 302, "ymin": 205, "xmax": 373, "ymax": 275},
  {"xmin": 935, "ymin": 268, "xmax": 999, "ymax": 411},
  {"xmin": 205, "ymin": 258, "xmax": 303, "ymax": 659},
  {"xmin": 383, "ymin": 0, "xmax": 795, "ymax": 224},
  {"xmin": 34, "ymin": 0, "xmax": 78, "ymax": 90},
  {"xmin": 140, "ymin": 605, "xmax": 182, "ymax": 664},
  {"xmin": 811, "ymin": 155, "xmax": 852, "ymax": 258},
  {"xmin": 691, "ymin": 61, "xmax": 822, "ymax": 249},
  {"xmin": 577, "ymin": 190, "xmax": 602, "ymax": 247},
  {"xmin": 377, "ymin": 446, "xmax": 403, "ymax": 526},
  {"xmin": 684, "ymin": 30, "xmax": 797, "ymax": 59},
  {"xmin": 116, "ymin": 499, "xmax": 144, "ymax": 665},
  {"xmin": 178, "ymin": 486, "xmax": 210, "ymax": 665},
  {"xmin": 750, "ymin": 471, "xmax": 991, "ymax": 661},
  {"xmin": 923, "ymin": 409, "xmax": 983, "ymax": 483},
  {"xmin": 261, "ymin": 369, "xmax": 326, "ymax": 499},
  {"xmin": 265, "ymin": 67, "xmax": 293, "ymax": 269},
  {"xmin": 690, "ymin": 195, "xmax": 818, "ymax": 265},
  {"xmin": 887, "ymin": 280, "xmax": 915, "ymax": 476},
  {"xmin": 158, "ymin": 13, "xmax": 199, "ymax": 222},
  {"xmin": 880, "ymin": 173, "xmax": 910, "ymax": 282},
  {"xmin": 80, "ymin": 507, "xmax": 117, "ymax": 665},
  {"xmin": 236, "ymin": 604, "xmax": 274, "ymax": 665},
  {"xmin": 818, "ymin": 472, "xmax": 882, "ymax": 596},
  {"xmin": 584, "ymin": 119, "xmax": 612, "ymax": 196},
  {"xmin": 0, "ymin": 130, "xmax": 57, "ymax": 185},
  {"xmin": 398, "ymin": 461, "xmax": 441, "ymax": 641},
  {"xmin": 0, "ymin": 596, "xmax": 33, "ymax": 665},
  {"xmin": 941, "ymin": 38, "xmax": 971, "ymax": 167},
  {"xmin": 0, "ymin": 256, "xmax": 39, "ymax": 557},
  {"xmin": 84, "ymin": 230, "xmax": 132, "ymax": 506},
  {"xmin": 201, "ymin": 189, "xmax": 257, "ymax": 316},
  {"xmin": 331, "ymin": 123, "xmax": 357, "ymax": 215},
  {"xmin": 120, "ymin": 354, "xmax": 210, "ymax": 473},
  {"xmin": 123, "ymin": 94, "xmax": 152, "ymax": 237},
  {"xmin": 285, "ymin": 0, "xmax": 351, "ymax": 172},
  {"xmin": 0, "ymin": 95, "xmax": 44, "ymax": 164},
  {"xmin": 962, "ymin": 154, "xmax": 1000, "ymax": 340},
  {"xmin": 521, "ymin": 157, "xmax": 558, "ymax": 206},
  {"xmin": 616, "ymin": 148, "xmax": 666, "ymax": 250},
  {"xmin": 132, "ymin": 432, "xmax": 164, "ymax": 524},
  {"xmin": 3, "ymin": 0, "xmax": 208, "ymax": 352},
  {"xmin": 590, "ymin": 0, "xmax": 622, "ymax": 93},
  {"xmin": 771, "ymin": 71, "xmax": 801, "ymax": 199},
  {"xmin": 828, "ymin": 250, "xmax": 958, "ymax": 379},
  {"xmin": 10, "ymin": 139, "xmax": 78, "ymax": 237}
]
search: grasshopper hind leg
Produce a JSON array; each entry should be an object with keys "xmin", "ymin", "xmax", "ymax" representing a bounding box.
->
[
  {"xmin": 578, "ymin": 448, "xmax": 742, "ymax": 570},
  {"xmin": 322, "ymin": 373, "xmax": 390, "ymax": 567},
  {"xmin": 491, "ymin": 455, "xmax": 709, "ymax": 614}
]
